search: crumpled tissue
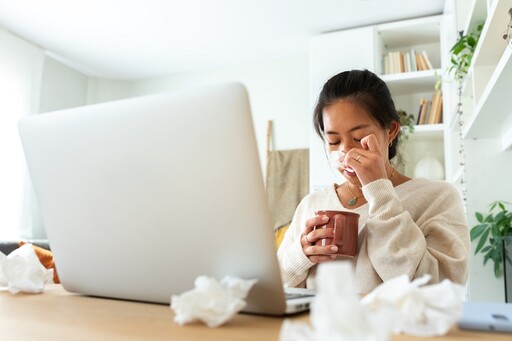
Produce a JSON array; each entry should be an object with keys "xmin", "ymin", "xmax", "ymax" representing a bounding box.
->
[
  {"xmin": 281, "ymin": 262, "xmax": 394, "ymax": 341},
  {"xmin": 170, "ymin": 275, "xmax": 257, "ymax": 328},
  {"xmin": 0, "ymin": 243, "xmax": 54, "ymax": 294},
  {"xmin": 361, "ymin": 274, "xmax": 465, "ymax": 336},
  {"xmin": 280, "ymin": 263, "xmax": 465, "ymax": 340}
]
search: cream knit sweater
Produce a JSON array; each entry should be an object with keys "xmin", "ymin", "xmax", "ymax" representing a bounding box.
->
[{"xmin": 277, "ymin": 178, "xmax": 470, "ymax": 294}]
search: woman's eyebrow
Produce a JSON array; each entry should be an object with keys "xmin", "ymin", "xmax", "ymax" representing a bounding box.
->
[{"xmin": 325, "ymin": 124, "xmax": 371, "ymax": 135}]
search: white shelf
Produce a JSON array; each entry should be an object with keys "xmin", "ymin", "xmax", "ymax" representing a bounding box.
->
[
  {"xmin": 502, "ymin": 124, "xmax": 512, "ymax": 151},
  {"xmin": 463, "ymin": 42, "xmax": 512, "ymax": 139},
  {"xmin": 451, "ymin": 166, "xmax": 465, "ymax": 184},
  {"xmin": 411, "ymin": 123, "xmax": 445, "ymax": 140},
  {"xmin": 382, "ymin": 69, "xmax": 441, "ymax": 95},
  {"xmin": 463, "ymin": 0, "xmax": 488, "ymax": 35},
  {"xmin": 448, "ymin": 105, "xmax": 460, "ymax": 131},
  {"xmin": 377, "ymin": 16, "xmax": 442, "ymax": 47},
  {"xmin": 470, "ymin": 0, "xmax": 510, "ymax": 68}
]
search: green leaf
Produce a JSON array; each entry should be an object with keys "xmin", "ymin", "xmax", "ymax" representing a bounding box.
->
[
  {"xmin": 475, "ymin": 228, "xmax": 491, "ymax": 254},
  {"xmin": 480, "ymin": 245, "xmax": 492, "ymax": 253},
  {"xmin": 452, "ymin": 43, "xmax": 465, "ymax": 55},
  {"xmin": 485, "ymin": 214, "xmax": 494, "ymax": 223},
  {"xmin": 470, "ymin": 224, "xmax": 487, "ymax": 240},
  {"xmin": 494, "ymin": 260, "xmax": 503, "ymax": 277},
  {"xmin": 494, "ymin": 210, "xmax": 506, "ymax": 222},
  {"xmin": 483, "ymin": 250, "xmax": 493, "ymax": 265},
  {"xmin": 468, "ymin": 36, "xmax": 476, "ymax": 47},
  {"xmin": 475, "ymin": 212, "xmax": 484, "ymax": 223}
]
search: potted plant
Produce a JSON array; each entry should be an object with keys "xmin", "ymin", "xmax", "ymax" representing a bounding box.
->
[
  {"xmin": 397, "ymin": 109, "xmax": 415, "ymax": 142},
  {"xmin": 392, "ymin": 109, "xmax": 415, "ymax": 172},
  {"xmin": 448, "ymin": 23, "xmax": 484, "ymax": 83},
  {"xmin": 470, "ymin": 201, "xmax": 512, "ymax": 279}
]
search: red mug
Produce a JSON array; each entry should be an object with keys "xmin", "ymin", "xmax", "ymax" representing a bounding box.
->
[{"xmin": 314, "ymin": 210, "xmax": 360, "ymax": 258}]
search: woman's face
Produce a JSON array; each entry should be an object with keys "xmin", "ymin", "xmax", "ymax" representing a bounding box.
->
[{"xmin": 322, "ymin": 99, "xmax": 396, "ymax": 184}]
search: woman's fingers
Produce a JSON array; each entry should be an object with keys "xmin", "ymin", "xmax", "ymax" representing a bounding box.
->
[
  {"xmin": 303, "ymin": 215, "xmax": 329, "ymax": 236},
  {"xmin": 342, "ymin": 134, "xmax": 388, "ymax": 185},
  {"xmin": 303, "ymin": 244, "xmax": 338, "ymax": 264},
  {"xmin": 360, "ymin": 134, "xmax": 380, "ymax": 152},
  {"xmin": 302, "ymin": 215, "xmax": 338, "ymax": 263}
]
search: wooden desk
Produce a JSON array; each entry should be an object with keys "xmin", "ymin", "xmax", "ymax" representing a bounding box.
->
[{"xmin": 0, "ymin": 284, "xmax": 509, "ymax": 340}]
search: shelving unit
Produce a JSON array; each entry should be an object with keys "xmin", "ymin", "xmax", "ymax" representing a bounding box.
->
[
  {"xmin": 376, "ymin": 16, "xmax": 447, "ymax": 179},
  {"xmin": 450, "ymin": 0, "xmax": 512, "ymax": 303}
]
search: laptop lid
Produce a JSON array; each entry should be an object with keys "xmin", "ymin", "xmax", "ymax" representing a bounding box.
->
[{"xmin": 18, "ymin": 83, "xmax": 310, "ymax": 315}]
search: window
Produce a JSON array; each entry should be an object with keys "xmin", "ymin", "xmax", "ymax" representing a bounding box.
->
[{"xmin": 0, "ymin": 29, "xmax": 44, "ymax": 240}]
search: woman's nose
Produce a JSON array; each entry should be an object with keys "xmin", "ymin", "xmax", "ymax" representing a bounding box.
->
[{"xmin": 342, "ymin": 140, "xmax": 360, "ymax": 153}]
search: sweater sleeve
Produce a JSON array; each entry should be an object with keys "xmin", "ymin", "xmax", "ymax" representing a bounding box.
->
[
  {"xmin": 362, "ymin": 179, "xmax": 470, "ymax": 285},
  {"xmin": 277, "ymin": 198, "xmax": 315, "ymax": 288}
]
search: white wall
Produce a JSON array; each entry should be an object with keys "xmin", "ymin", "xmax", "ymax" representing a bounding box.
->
[
  {"xmin": 38, "ymin": 54, "xmax": 310, "ymax": 175},
  {"xmin": 129, "ymin": 54, "xmax": 311, "ymax": 173},
  {"xmin": 39, "ymin": 56, "xmax": 88, "ymax": 113},
  {"xmin": 86, "ymin": 77, "xmax": 134, "ymax": 104},
  {"xmin": 50, "ymin": 54, "xmax": 311, "ymax": 174}
]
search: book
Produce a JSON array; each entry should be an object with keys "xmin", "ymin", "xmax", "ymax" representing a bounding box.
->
[
  {"xmin": 430, "ymin": 92, "xmax": 443, "ymax": 124},
  {"xmin": 404, "ymin": 52, "xmax": 411, "ymax": 72},
  {"xmin": 423, "ymin": 100, "xmax": 432, "ymax": 124},
  {"xmin": 416, "ymin": 98, "xmax": 424, "ymax": 124},
  {"xmin": 428, "ymin": 90, "xmax": 443, "ymax": 124},
  {"xmin": 414, "ymin": 52, "xmax": 423, "ymax": 71},
  {"xmin": 422, "ymin": 50, "xmax": 433, "ymax": 70},
  {"xmin": 410, "ymin": 49, "xmax": 417, "ymax": 71},
  {"xmin": 383, "ymin": 54, "xmax": 390, "ymax": 74},
  {"xmin": 417, "ymin": 98, "xmax": 428, "ymax": 125}
]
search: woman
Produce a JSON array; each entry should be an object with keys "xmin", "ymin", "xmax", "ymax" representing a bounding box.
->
[{"xmin": 277, "ymin": 69, "xmax": 469, "ymax": 294}]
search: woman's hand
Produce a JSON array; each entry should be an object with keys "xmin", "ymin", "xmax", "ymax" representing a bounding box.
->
[
  {"xmin": 301, "ymin": 215, "xmax": 338, "ymax": 263},
  {"xmin": 343, "ymin": 134, "xmax": 388, "ymax": 185}
]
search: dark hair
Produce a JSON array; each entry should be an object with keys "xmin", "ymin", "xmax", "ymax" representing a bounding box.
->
[{"xmin": 313, "ymin": 69, "xmax": 401, "ymax": 160}]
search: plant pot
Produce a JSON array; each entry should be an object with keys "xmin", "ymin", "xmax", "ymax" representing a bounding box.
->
[{"xmin": 504, "ymin": 236, "xmax": 512, "ymax": 303}]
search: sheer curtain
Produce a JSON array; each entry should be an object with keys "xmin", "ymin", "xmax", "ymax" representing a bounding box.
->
[{"xmin": 0, "ymin": 28, "xmax": 44, "ymax": 240}]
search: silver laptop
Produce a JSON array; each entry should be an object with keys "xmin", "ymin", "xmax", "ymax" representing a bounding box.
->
[
  {"xmin": 458, "ymin": 302, "xmax": 512, "ymax": 333},
  {"xmin": 18, "ymin": 82, "xmax": 313, "ymax": 315}
]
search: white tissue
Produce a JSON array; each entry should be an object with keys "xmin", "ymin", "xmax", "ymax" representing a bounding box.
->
[
  {"xmin": 0, "ymin": 243, "xmax": 54, "ymax": 294},
  {"xmin": 170, "ymin": 275, "xmax": 257, "ymax": 328},
  {"xmin": 361, "ymin": 274, "xmax": 465, "ymax": 336},
  {"xmin": 328, "ymin": 150, "xmax": 345, "ymax": 171},
  {"xmin": 280, "ymin": 264, "xmax": 464, "ymax": 340},
  {"xmin": 281, "ymin": 263, "xmax": 393, "ymax": 341}
]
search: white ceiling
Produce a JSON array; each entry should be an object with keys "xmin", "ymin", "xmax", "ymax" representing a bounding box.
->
[{"xmin": 0, "ymin": 0, "xmax": 445, "ymax": 80}]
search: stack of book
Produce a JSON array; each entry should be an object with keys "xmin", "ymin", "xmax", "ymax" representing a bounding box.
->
[
  {"xmin": 383, "ymin": 50, "xmax": 433, "ymax": 75},
  {"xmin": 416, "ymin": 90, "xmax": 443, "ymax": 125}
]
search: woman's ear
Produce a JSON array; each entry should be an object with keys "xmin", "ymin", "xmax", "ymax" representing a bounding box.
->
[{"xmin": 388, "ymin": 120, "xmax": 401, "ymax": 144}]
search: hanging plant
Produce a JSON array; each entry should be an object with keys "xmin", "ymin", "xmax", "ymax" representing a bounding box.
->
[{"xmin": 448, "ymin": 23, "xmax": 484, "ymax": 83}]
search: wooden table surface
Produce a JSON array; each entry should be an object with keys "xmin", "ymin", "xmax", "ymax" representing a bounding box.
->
[{"xmin": 0, "ymin": 284, "xmax": 510, "ymax": 340}]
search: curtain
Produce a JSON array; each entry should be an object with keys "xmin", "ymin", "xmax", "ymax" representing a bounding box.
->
[
  {"xmin": 0, "ymin": 28, "xmax": 44, "ymax": 240},
  {"xmin": 266, "ymin": 148, "xmax": 309, "ymax": 231}
]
